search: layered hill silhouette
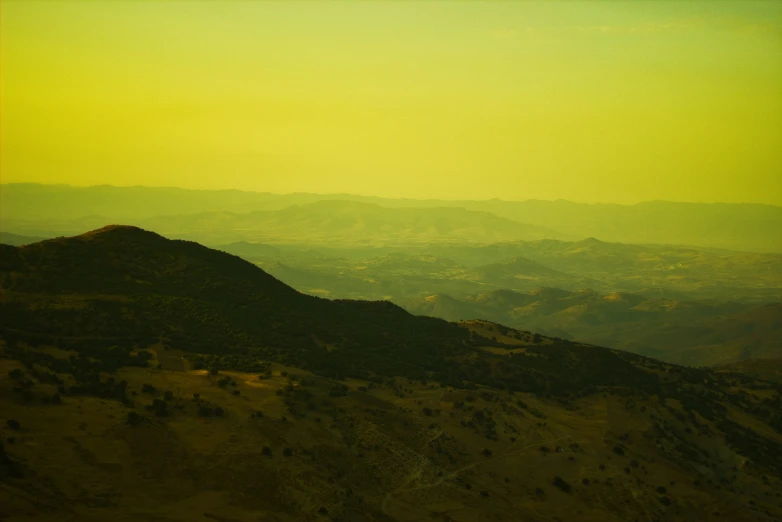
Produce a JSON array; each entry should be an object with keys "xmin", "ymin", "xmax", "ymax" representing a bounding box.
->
[
  {"xmin": 1, "ymin": 227, "xmax": 782, "ymax": 521},
  {"xmin": 4, "ymin": 183, "xmax": 781, "ymax": 252},
  {"xmin": 2, "ymin": 199, "xmax": 570, "ymax": 247},
  {"xmin": 0, "ymin": 231, "xmax": 47, "ymax": 246}
]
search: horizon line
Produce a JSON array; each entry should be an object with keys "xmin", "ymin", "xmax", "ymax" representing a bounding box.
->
[{"xmin": 2, "ymin": 181, "xmax": 780, "ymax": 208}]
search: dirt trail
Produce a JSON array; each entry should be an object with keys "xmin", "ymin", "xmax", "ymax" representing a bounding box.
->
[{"xmin": 381, "ymin": 434, "xmax": 573, "ymax": 518}]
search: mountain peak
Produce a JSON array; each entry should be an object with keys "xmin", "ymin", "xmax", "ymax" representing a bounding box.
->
[{"xmin": 78, "ymin": 224, "xmax": 162, "ymax": 239}]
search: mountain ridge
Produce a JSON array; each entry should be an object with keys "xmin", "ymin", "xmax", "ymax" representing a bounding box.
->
[{"xmin": 3, "ymin": 183, "xmax": 781, "ymax": 252}]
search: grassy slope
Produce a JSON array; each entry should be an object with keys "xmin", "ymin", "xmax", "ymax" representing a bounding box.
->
[{"xmin": 2, "ymin": 344, "xmax": 781, "ymax": 522}]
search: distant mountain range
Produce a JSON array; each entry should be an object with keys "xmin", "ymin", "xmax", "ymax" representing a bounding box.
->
[
  {"xmin": 0, "ymin": 231, "xmax": 47, "ymax": 246},
  {"xmin": 3, "ymin": 183, "xmax": 781, "ymax": 252}
]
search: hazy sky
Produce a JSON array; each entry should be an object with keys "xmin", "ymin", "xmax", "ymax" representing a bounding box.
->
[{"xmin": 2, "ymin": 1, "xmax": 781, "ymax": 204}]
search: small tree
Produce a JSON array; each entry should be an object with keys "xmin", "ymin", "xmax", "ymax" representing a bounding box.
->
[{"xmin": 6, "ymin": 419, "xmax": 21, "ymax": 431}]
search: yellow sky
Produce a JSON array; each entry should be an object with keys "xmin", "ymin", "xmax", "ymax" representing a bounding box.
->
[{"xmin": 1, "ymin": 1, "xmax": 781, "ymax": 204}]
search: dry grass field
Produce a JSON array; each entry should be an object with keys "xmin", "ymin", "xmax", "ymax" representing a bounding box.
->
[{"xmin": 2, "ymin": 342, "xmax": 781, "ymax": 522}]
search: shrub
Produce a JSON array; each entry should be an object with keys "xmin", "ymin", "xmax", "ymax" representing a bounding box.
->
[
  {"xmin": 282, "ymin": 447, "xmax": 293, "ymax": 457},
  {"xmin": 6, "ymin": 419, "xmax": 21, "ymax": 431},
  {"xmin": 553, "ymin": 476, "xmax": 572, "ymax": 493},
  {"xmin": 146, "ymin": 399, "xmax": 168, "ymax": 417}
]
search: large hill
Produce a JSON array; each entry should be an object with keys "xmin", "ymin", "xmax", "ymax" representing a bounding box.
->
[{"xmin": 1, "ymin": 227, "xmax": 782, "ymax": 521}]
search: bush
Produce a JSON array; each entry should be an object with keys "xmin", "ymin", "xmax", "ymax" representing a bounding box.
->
[
  {"xmin": 126, "ymin": 411, "xmax": 143, "ymax": 426},
  {"xmin": 6, "ymin": 419, "xmax": 21, "ymax": 431},
  {"xmin": 282, "ymin": 447, "xmax": 293, "ymax": 457},
  {"xmin": 146, "ymin": 399, "xmax": 168, "ymax": 417},
  {"xmin": 262, "ymin": 446, "xmax": 272, "ymax": 456},
  {"xmin": 553, "ymin": 476, "xmax": 572, "ymax": 493}
]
